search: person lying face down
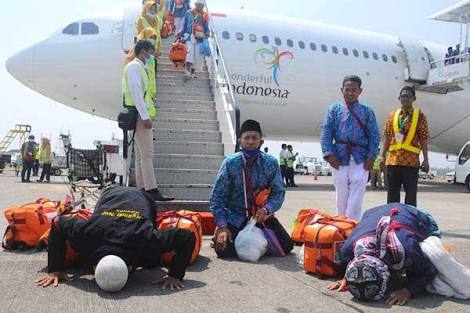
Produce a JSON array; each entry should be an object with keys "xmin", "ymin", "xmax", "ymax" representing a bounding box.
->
[
  {"xmin": 210, "ymin": 119, "xmax": 292, "ymax": 259},
  {"xmin": 328, "ymin": 203, "xmax": 439, "ymax": 306},
  {"xmin": 35, "ymin": 186, "xmax": 196, "ymax": 292}
]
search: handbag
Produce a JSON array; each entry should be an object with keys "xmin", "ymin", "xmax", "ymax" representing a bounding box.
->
[{"xmin": 117, "ymin": 106, "xmax": 138, "ymax": 131}]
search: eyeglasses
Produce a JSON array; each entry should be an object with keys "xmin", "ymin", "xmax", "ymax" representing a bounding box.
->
[{"xmin": 400, "ymin": 94, "xmax": 414, "ymax": 100}]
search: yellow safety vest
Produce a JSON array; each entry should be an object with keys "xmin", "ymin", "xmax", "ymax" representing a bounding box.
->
[
  {"xmin": 286, "ymin": 151, "xmax": 295, "ymax": 168},
  {"xmin": 373, "ymin": 156, "xmax": 381, "ymax": 170},
  {"xmin": 389, "ymin": 108, "xmax": 421, "ymax": 154},
  {"xmin": 279, "ymin": 151, "xmax": 286, "ymax": 166},
  {"xmin": 122, "ymin": 60, "xmax": 156, "ymax": 118}
]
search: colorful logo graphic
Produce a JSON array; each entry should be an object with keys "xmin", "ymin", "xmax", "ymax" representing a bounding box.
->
[{"xmin": 254, "ymin": 47, "xmax": 294, "ymax": 87}]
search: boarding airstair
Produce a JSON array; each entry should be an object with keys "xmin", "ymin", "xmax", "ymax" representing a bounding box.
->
[
  {"xmin": 406, "ymin": 1, "xmax": 470, "ymax": 94},
  {"xmin": 0, "ymin": 124, "xmax": 31, "ymax": 155},
  {"xmin": 152, "ymin": 14, "xmax": 239, "ymax": 210}
]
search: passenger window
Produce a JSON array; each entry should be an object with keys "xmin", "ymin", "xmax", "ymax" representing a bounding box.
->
[
  {"xmin": 459, "ymin": 144, "xmax": 470, "ymax": 165},
  {"xmin": 372, "ymin": 52, "xmax": 379, "ymax": 60},
  {"xmin": 275, "ymin": 37, "xmax": 282, "ymax": 46},
  {"xmin": 222, "ymin": 31, "xmax": 230, "ymax": 40},
  {"xmin": 262, "ymin": 35, "xmax": 269, "ymax": 44},
  {"xmin": 321, "ymin": 44, "xmax": 328, "ymax": 52},
  {"xmin": 249, "ymin": 34, "xmax": 257, "ymax": 43},
  {"xmin": 391, "ymin": 55, "xmax": 398, "ymax": 63},
  {"xmin": 363, "ymin": 51, "xmax": 369, "ymax": 59},
  {"xmin": 332, "ymin": 46, "xmax": 338, "ymax": 54},
  {"xmin": 81, "ymin": 22, "xmax": 99, "ymax": 35},
  {"xmin": 62, "ymin": 22, "xmax": 79, "ymax": 35},
  {"xmin": 287, "ymin": 39, "xmax": 294, "ymax": 48},
  {"xmin": 298, "ymin": 41, "xmax": 305, "ymax": 49},
  {"xmin": 353, "ymin": 49, "xmax": 359, "ymax": 57},
  {"xmin": 342, "ymin": 48, "xmax": 349, "ymax": 55},
  {"xmin": 310, "ymin": 42, "xmax": 317, "ymax": 51},
  {"xmin": 236, "ymin": 32, "xmax": 243, "ymax": 41},
  {"xmin": 382, "ymin": 54, "xmax": 388, "ymax": 62}
]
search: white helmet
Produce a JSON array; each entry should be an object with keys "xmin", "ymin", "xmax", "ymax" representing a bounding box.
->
[{"xmin": 94, "ymin": 255, "xmax": 128, "ymax": 292}]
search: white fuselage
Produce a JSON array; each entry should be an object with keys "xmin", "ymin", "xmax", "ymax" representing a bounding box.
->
[{"xmin": 6, "ymin": 5, "xmax": 470, "ymax": 154}]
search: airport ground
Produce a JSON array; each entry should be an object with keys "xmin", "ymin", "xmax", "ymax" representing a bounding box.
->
[{"xmin": 0, "ymin": 172, "xmax": 469, "ymax": 313}]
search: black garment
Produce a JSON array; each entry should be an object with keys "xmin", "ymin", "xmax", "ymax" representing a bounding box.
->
[
  {"xmin": 286, "ymin": 167, "xmax": 295, "ymax": 186},
  {"xmin": 280, "ymin": 164, "xmax": 287, "ymax": 182},
  {"xmin": 386, "ymin": 165, "xmax": 419, "ymax": 207},
  {"xmin": 47, "ymin": 186, "xmax": 195, "ymax": 280},
  {"xmin": 214, "ymin": 217, "xmax": 293, "ymax": 259},
  {"xmin": 21, "ymin": 161, "xmax": 33, "ymax": 181},
  {"xmin": 33, "ymin": 159, "xmax": 40, "ymax": 176},
  {"xmin": 39, "ymin": 163, "xmax": 51, "ymax": 181}
]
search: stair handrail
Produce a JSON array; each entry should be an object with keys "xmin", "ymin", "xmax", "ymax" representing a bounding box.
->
[{"xmin": 205, "ymin": 9, "xmax": 240, "ymax": 152}]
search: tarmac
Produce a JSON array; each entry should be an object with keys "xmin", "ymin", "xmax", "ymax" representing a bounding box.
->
[{"xmin": 0, "ymin": 171, "xmax": 469, "ymax": 313}]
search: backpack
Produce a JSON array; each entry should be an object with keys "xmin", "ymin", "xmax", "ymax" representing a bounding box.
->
[
  {"xmin": 169, "ymin": 38, "xmax": 187, "ymax": 64},
  {"xmin": 302, "ymin": 213, "xmax": 358, "ymax": 277},
  {"xmin": 157, "ymin": 210, "xmax": 202, "ymax": 265},
  {"xmin": 38, "ymin": 208, "xmax": 92, "ymax": 266},
  {"xmin": 2, "ymin": 198, "xmax": 61, "ymax": 250}
]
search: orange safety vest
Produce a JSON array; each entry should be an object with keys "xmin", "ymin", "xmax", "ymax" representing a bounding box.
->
[{"xmin": 389, "ymin": 108, "xmax": 421, "ymax": 154}]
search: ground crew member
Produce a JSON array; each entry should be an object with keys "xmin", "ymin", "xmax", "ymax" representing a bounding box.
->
[
  {"xmin": 122, "ymin": 40, "xmax": 172, "ymax": 201},
  {"xmin": 37, "ymin": 137, "xmax": 52, "ymax": 183},
  {"xmin": 370, "ymin": 150, "xmax": 383, "ymax": 190},
  {"xmin": 34, "ymin": 186, "xmax": 195, "ymax": 291},
  {"xmin": 180, "ymin": 0, "xmax": 210, "ymax": 80},
  {"xmin": 33, "ymin": 145, "xmax": 40, "ymax": 176},
  {"xmin": 328, "ymin": 203, "xmax": 439, "ymax": 305},
  {"xmin": 286, "ymin": 145, "xmax": 298, "ymax": 187},
  {"xmin": 380, "ymin": 86, "xmax": 429, "ymax": 207},
  {"xmin": 279, "ymin": 144, "xmax": 288, "ymax": 186},
  {"xmin": 320, "ymin": 75, "xmax": 380, "ymax": 220},
  {"xmin": 20, "ymin": 135, "xmax": 36, "ymax": 183}
]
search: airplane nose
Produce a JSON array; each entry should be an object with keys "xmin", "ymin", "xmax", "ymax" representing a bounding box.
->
[{"xmin": 6, "ymin": 46, "xmax": 34, "ymax": 87}]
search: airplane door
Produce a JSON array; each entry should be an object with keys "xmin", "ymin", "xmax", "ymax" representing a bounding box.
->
[
  {"xmin": 122, "ymin": 4, "xmax": 140, "ymax": 52},
  {"xmin": 399, "ymin": 39, "xmax": 430, "ymax": 83}
]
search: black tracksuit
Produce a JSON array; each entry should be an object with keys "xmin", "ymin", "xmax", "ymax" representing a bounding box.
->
[{"xmin": 47, "ymin": 186, "xmax": 195, "ymax": 280}]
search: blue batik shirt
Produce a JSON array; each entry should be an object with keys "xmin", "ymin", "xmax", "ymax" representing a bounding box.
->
[
  {"xmin": 210, "ymin": 152, "xmax": 285, "ymax": 228},
  {"xmin": 320, "ymin": 102, "xmax": 380, "ymax": 166}
]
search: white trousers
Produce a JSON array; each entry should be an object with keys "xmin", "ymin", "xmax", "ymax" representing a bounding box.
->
[
  {"xmin": 185, "ymin": 38, "xmax": 204, "ymax": 71},
  {"xmin": 134, "ymin": 118, "xmax": 158, "ymax": 190},
  {"xmin": 332, "ymin": 159, "xmax": 369, "ymax": 221},
  {"xmin": 174, "ymin": 16, "xmax": 185, "ymax": 35}
]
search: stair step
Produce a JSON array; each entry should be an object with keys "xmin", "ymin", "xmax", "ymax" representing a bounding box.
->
[
  {"xmin": 156, "ymin": 200, "xmax": 210, "ymax": 212},
  {"xmin": 158, "ymin": 63, "xmax": 208, "ymax": 71},
  {"xmin": 157, "ymin": 69, "xmax": 210, "ymax": 79},
  {"xmin": 154, "ymin": 141, "xmax": 224, "ymax": 155},
  {"xmin": 157, "ymin": 184, "xmax": 213, "ymax": 201},
  {"xmin": 154, "ymin": 118, "xmax": 218, "ymax": 131},
  {"xmin": 158, "ymin": 85, "xmax": 212, "ymax": 94},
  {"xmin": 155, "ymin": 99, "xmax": 215, "ymax": 110},
  {"xmin": 155, "ymin": 168, "xmax": 218, "ymax": 184},
  {"xmin": 157, "ymin": 79, "xmax": 211, "ymax": 88},
  {"xmin": 157, "ymin": 91, "xmax": 214, "ymax": 101},
  {"xmin": 153, "ymin": 153, "xmax": 223, "ymax": 170},
  {"xmin": 157, "ymin": 108, "xmax": 216, "ymax": 120},
  {"xmin": 154, "ymin": 129, "xmax": 221, "ymax": 142}
]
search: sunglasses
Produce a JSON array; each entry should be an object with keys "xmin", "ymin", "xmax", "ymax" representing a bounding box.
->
[{"xmin": 399, "ymin": 94, "xmax": 414, "ymax": 100}]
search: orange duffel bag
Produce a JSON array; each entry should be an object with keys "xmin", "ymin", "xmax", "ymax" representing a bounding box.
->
[
  {"xmin": 2, "ymin": 198, "xmax": 61, "ymax": 250},
  {"xmin": 169, "ymin": 38, "xmax": 187, "ymax": 65},
  {"xmin": 157, "ymin": 210, "xmax": 202, "ymax": 265},
  {"xmin": 291, "ymin": 208, "xmax": 333, "ymax": 244},
  {"xmin": 38, "ymin": 208, "xmax": 92, "ymax": 266},
  {"xmin": 303, "ymin": 214, "xmax": 358, "ymax": 277}
]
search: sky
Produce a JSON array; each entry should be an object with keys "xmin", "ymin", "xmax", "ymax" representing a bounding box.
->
[{"xmin": 0, "ymin": 0, "xmax": 462, "ymax": 168}]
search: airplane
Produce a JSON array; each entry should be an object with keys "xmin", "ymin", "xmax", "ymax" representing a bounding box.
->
[{"xmin": 6, "ymin": 2, "xmax": 470, "ymax": 154}]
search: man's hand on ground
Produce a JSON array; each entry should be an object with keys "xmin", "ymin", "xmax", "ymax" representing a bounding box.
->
[
  {"xmin": 327, "ymin": 278, "xmax": 348, "ymax": 292},
  {"xmin": 363, "ymin": 158, "xmax": 374, "ymax": 171},
  {"xmin": 213, "ymin": 226, "xmax": 232, "ymax": 252},
  {"xmin": 142, "ymin": 119, "xmax": 153, "ymax": 129},
  {"xmin": 34, "ymin": 272, "xmax": 62, "ymax": 288},
  {"xmin": 326, "ymin": 155, "xmax": 341, "ymax": 170},
  {"xmin": 386, "ymin": 288, "xmax": 412, "ymax": 306},
  {"xmin": 161, "ymin": 276, "xmax": 184, "ymax": 291}
]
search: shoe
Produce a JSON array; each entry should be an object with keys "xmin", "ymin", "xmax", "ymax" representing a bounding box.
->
[
  {"xmin": 146, "ymin": 188, "xmax": 175, "ymax": 201},
  {"xmin": 21, "ymin": 179, "xmax": 26, "ymax": 183},
  {"xmin": 25, "ymin": 180, "xmax": 31, "ymax": 183},
  {"xmin": 183, "ymin": 71, "xmax": 192, "ymax": 81},
  {"xmin": 292, "ymin": 184, "xmax": 298, "ymax": 187},
  {"xmin": 37, "ymin": 179, "xmax": 43, "ymax": 183},
  {"xmin": 45, "ymin": 180, "xmax": 50, "ymax": 183}
]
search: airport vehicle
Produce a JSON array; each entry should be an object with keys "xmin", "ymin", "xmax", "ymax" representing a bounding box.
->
[
  {"xmin": 454, "ymin": 141, "xmax": 470, "ymax": 191},
  {"xmin": 446, "ymin": 171, "xmax": 456, "ymax": 183},
  {"xmin": 419, "ymin": 170, "xmax": 436, "ymax": 180},
  {"xmin": 6, "ymin": 2, "xmax": 470, "ymax": 155}
]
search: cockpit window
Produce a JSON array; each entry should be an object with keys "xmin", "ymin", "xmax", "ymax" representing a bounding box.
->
[
  {"xmin": 81, "ymin": 22, "xmax": 99, "ymax": 35},
  {"xmin": 62, "ymin": 23, "xmax": 79, "ymax": 35}
]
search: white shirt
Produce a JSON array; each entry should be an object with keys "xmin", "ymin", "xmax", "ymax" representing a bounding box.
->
[{"xmin": 126, "ymin": 59, "xmax": 150, "ymax": 120}]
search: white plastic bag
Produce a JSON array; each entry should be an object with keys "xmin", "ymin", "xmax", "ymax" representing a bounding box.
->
[{"xmin": 235, "ymin": 218, "xmax": 268, "ymax": 262}]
